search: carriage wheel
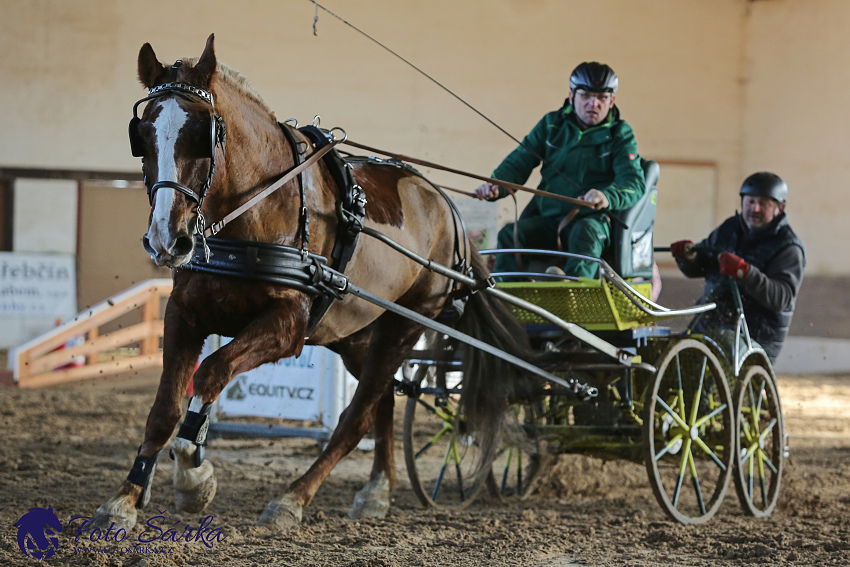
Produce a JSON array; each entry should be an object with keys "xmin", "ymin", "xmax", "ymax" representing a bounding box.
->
[
  {"xmin": 733, "ymin": 364, "xmax": 784, "ymax": 516},
  {"xmin": 402, "ymin": 364, "xmax": 487, "ymax": 509},
  {"xmin": 488, "ymin": 403, "xmax": 547, "ymax": 500},
  {"xmin": 643, "ymin": 339, "xmax": 734, "ymax": 524}
]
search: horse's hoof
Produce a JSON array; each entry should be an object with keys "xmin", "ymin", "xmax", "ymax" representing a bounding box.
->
[
  {"xmin": 349, "ymin": 475, "xmax": 390, "ymax": 519},
  {"xmin": 174, "ymin": 461, "xmax": 217, "ymax": 513},
  {"xmin": 172, "ymin": 439, "xmax": 217, "ymax": 514},
  {"xmin": 258, "ymin": 494, "xmax": 302, "ymax": 528},
  {"xmin": 90, "ymin": 497, "xmax": 138, "ymax": 531}
]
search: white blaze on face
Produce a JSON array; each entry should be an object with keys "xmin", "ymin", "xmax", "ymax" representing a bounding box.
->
[{"xmin": 147, "ymin": 99, "xmax": 189, "ymax": 253}]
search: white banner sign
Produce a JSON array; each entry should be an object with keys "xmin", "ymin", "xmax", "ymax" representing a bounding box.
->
[
  {"xmin": 0, "ymin": 252, "xmax": 76, "ymax": 316},
  {"xmin": 217, "ymin": 344, "xmax": 354, "ymax": 427}
]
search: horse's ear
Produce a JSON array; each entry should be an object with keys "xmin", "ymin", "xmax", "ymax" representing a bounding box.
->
[
  {"xmin": 194, "ymin": 34, "xmax": 217, "ymax": 89},
  {"xmin": 137, "ymin": 43, "xmax": 165, "ymax": 89}
]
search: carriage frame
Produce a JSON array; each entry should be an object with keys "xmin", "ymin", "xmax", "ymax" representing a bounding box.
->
[{"xmin": 396, "ymin": 249, "xmax": 786, "ymax": 525}]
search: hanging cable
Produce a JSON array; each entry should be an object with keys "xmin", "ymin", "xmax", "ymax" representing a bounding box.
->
[{"xmin": 305, "ymin": 0, "xmax": 592, "ymax": 196}]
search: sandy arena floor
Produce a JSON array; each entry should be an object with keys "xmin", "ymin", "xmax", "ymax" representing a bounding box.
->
[{"xmin": 1, "ymin": 370, "xmax": 848, "ymax": 566}]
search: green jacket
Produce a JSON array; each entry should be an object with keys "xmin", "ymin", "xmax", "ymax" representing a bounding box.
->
[{"xmin": 492, "ymin": 104, "xmax": 645, "ymax": 218}]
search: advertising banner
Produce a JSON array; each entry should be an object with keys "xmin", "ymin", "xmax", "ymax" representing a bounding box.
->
[{"xmin": 0, "ymin": 252, "xmax": 76, "ymax": 316}]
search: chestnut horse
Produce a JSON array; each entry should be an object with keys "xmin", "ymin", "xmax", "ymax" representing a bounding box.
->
[{"xmin": 91, "ymin": 35, "xmax": 530, "ymax": 530}]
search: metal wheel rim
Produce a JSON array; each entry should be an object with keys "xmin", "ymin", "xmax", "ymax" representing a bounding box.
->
[
  {"xmin": 733, "ymin": 364, "xmax": 784, "ymax": 516},
  {"xmin": 402, "ymin": 365, "xmax": 486, "ymax": 509},
  {"xmin": 489, "ymin": 405, "xmax": 546, "ymax": 500},
  {"xmin": 643, "ymin": 338, "xmax": 735, "ymax": 524}
]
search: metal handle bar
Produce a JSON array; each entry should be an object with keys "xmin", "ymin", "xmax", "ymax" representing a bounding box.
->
[{"xmin": 483, "ymin": 248, "xmax": 716, "ymax": 319}]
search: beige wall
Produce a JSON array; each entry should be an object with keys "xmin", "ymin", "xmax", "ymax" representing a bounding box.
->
[
  {"xmin": 743, "ymin": 0, "xmax": 849, "ymax": 275},
  {"xmin": 0, "ymin": 0, "xmax": 842, "ymax": 274}
]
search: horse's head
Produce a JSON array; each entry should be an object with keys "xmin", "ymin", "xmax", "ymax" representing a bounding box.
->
[{"xmin": 132, "ymin": 34, "xmax": 225, "ymax": 268}]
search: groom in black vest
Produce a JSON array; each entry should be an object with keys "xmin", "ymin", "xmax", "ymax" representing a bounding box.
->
[{"xmin": 670, "ymin": 172, "xmax": 806, "ymax": 362}]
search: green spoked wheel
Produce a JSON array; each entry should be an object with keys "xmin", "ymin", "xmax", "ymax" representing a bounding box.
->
[
  {"xmin": 489, "ymin": 441, "xmax": 546, "ymax": 500},
  {"xmin": 733, "ymin": 364, "xmax": 784, "ymax": 516},
  {"xmin": 489, "ymin": 404, "xmax": 547, "ymax": 500},
  {"xmin": 643, "ymin": 339, "xmax": 735, "ymax": 524},
  {"xmin": 403, "ymin": 364, "xmax": 486, "ymax": 508}
]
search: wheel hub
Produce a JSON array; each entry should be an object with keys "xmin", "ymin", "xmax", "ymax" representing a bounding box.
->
[{"xmin": 689, "ymin": 426, "xmax": 699, "ymax": 441}]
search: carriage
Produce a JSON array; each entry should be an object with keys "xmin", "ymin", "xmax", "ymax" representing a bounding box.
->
[{"xmin": 398, "ymin": 160, "xmax": 786, "ymax": 525}]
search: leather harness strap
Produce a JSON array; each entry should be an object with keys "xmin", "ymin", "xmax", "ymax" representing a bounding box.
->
[
  {"xmin": 187, "ymin": 123, "xmax": 367, "ymax": 335},
  {"xmin": 296, "ymin": 125, "xmax": 367, "ymax": 334},
  {"xmin": 202, "ymin": 140, "xmax": 339, "ymax": 238}
]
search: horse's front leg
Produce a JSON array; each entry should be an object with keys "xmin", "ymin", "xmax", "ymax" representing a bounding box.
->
[
  {"xmin": 90, "ymin": 301, "xmax": 205, "ymax": 530},
  {"xmin": 170, "ymin": 304, "xmax": 308, "ymax": 515},
  {"xmin": 259, "ymin": 315, "xmax": 419, "ymax": 527}
]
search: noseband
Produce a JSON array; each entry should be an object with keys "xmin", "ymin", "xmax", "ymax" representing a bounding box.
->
[{"xmin": 129, "ymin": 80, "xmax": 227, "ymax": 246}]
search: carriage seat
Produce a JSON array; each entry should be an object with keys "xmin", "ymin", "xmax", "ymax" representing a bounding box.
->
[
  {"xmin": 607, "ymin": 158, "xmax": 659, "ymax": 279},
  {"xmin": 519, "ymin": 158, "xmax": 659, "ymax": 279}
]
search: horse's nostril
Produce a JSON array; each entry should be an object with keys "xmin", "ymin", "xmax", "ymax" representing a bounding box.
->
[
  {"xmin": 142, "ymin": 235, "xmax": 157, "ymax": 256},
  {"xmin": 170, "ymin": 236, "xmax": 195, "ymax": 257}
]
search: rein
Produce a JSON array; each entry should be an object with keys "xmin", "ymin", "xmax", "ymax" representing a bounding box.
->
[
  {"xmin": 341, "ymin": 139, "xmax": 627, "ymax": 231},
  {"xmin": 202, "ymin": 140, "xmax": 340, "ymax": 239},
  {"xmin": 342, "ymin": 140, "xmax": 592, "ymax": 209}
]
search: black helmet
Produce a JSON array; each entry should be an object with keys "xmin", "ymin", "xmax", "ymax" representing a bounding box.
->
[
  {"xmin": 740, "ymin": 172, "xmax": 787, "ymax": 203},
  {"xmin": 570, "ymin": 62, "xmax": 618, "ymax": 93}
]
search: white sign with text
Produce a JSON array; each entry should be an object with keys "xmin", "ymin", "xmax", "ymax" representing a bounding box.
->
[
  {"xmin": 215, "ymin": 341, "xmax": 356, "ymax": 430},
  {"xmin": 0, "ymin": 252, "xmax": 76, "ymax": 316}
]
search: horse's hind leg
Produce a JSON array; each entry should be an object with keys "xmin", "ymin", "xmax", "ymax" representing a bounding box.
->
[
  {"xmin": 348, "ymin": 384, "xmax": 396, "ymax": 519},
  {"xmin": 91, "ymin": 302, "xmax": 205, "ymax": 530},
  {"xmin": 170, "ymin": 304, "xmax": 308, "ymax": 514},
  {"xmin": 259, "ymin": 315, "xmax": 421, "ymax": 527}
]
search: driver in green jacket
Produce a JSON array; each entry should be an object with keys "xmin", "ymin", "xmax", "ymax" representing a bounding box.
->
[{"xmin": 474, "ymin": 62, "xmax": 645, "ymax": 279}]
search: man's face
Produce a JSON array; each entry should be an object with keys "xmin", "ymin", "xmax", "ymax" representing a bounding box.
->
[
  {"xmin": 569, "ymin": 89, "xmax": 615, "ymax": 128},
  {"xmin": 742, "ymin": 195, "xmax": 784, "ymax": 229}
]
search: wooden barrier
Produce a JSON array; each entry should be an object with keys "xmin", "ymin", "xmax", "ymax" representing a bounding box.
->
[{"xmin": 7, "ymin": 279, "xmax": 173, "ymax": 388}]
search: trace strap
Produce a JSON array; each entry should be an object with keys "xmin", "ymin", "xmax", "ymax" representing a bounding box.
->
[{"xmin": 203, "ymin": 140, "xmax": 340, "ymax": 238}]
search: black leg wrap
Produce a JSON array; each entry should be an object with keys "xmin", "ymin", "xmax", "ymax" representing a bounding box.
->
[
  {"xmin": 126, "ymin": 448, "xmax": 162, "ymax": 509},
  {"xmin": 176, "ymin": 403, "xmax": 212, "ymax": 469}
]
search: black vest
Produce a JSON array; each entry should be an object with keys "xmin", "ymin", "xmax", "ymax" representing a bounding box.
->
[{"xmin": 698, "ymin": 213, "xmax": 805, "ymax": 360}]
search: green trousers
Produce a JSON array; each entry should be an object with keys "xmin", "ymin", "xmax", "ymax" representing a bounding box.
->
[{"xmin": 494, "ymin": 214, "xmax": 610, "ymax": 279}]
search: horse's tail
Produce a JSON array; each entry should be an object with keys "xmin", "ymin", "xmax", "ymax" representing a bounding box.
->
[{"xmin": 452, "ymin": 249, "xmax": 537, "ymax": 468}]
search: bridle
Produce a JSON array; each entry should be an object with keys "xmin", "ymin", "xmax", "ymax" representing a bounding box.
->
[{"xmin": 130, "ymin": 77, "xmax": 227, "ymax": 250}]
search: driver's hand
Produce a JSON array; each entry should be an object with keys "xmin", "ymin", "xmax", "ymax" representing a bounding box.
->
[
  {"xmin": 579, "ymin": 188, "xmax": 609, "ymax": 210},
  {"xmin": 670, "ymin": 240, "xmax": 696, "ymax": 260},
  {"xmin": 718, "ymin": 252, "xmax": 751, "ymax": 279},
  {"xmin": 473, "ymin": 182, "xmax": 500, "ymax": 201}
]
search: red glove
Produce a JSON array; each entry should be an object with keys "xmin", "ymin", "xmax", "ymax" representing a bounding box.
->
[
  {"xmin": 670, "ymin": 240, "xmax": 694, "ymax": 259},
  {"xmin": 718, "ymin": 252, "xmax": 750, "ymax": 279}
]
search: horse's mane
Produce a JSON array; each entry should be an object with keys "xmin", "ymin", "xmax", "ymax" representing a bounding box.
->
[{"xmin": 182, "ymin": 57, "xmax": 275, "ymax": 117}]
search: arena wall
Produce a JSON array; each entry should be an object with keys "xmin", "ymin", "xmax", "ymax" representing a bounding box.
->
[{"xmin": 0, "ymin": 0, "xmax": 845, "ymax": 347}]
